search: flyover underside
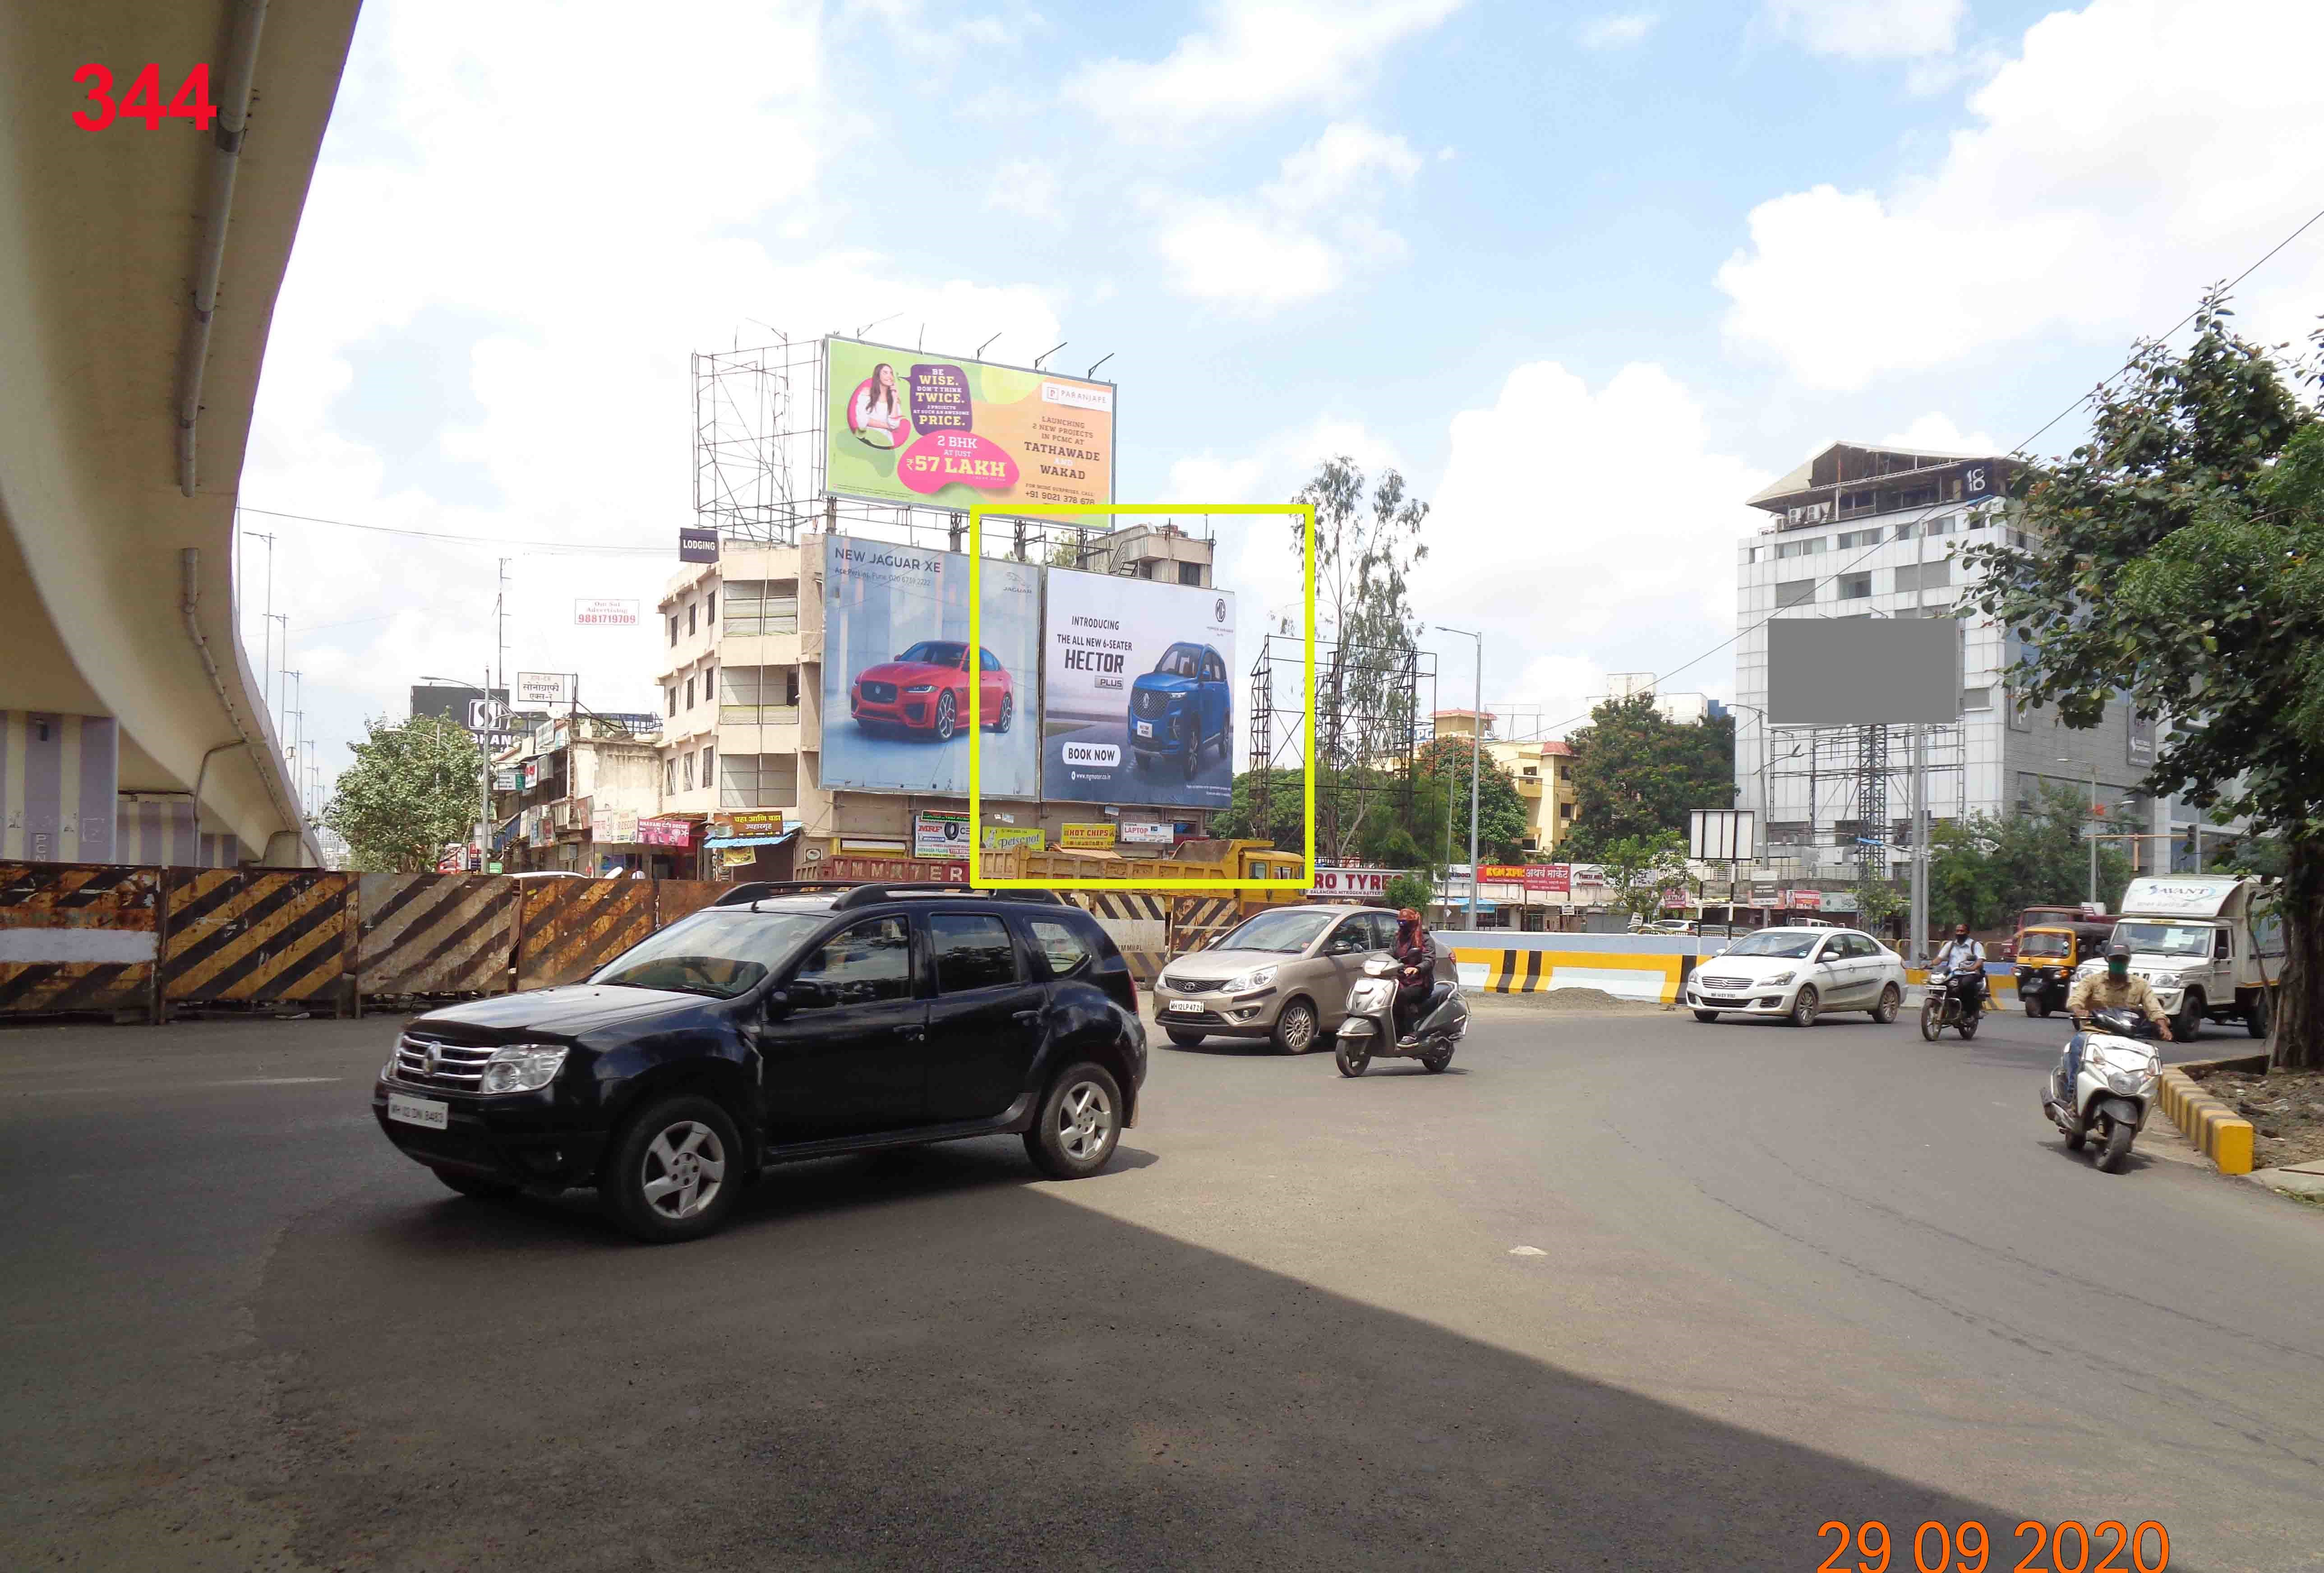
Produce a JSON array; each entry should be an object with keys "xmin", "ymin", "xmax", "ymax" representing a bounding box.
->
[{"xmin": 0, "ymin": 0, "xmax": 363, "ymax": 864}]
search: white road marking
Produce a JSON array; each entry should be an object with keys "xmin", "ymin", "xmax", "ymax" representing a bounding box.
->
[{"xmin": 1508, "ymin": 1245, "xmax": 1547, "ymax": 1257}]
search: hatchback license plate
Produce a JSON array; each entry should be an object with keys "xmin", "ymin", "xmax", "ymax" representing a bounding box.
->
[
  {"xmin": 1167, "ymin": 999, "xmax": 1204, "ymax": 1013},
  {"xmin": 387, "ymin": 1093, "xmax": 448, "ymax": 1130}
]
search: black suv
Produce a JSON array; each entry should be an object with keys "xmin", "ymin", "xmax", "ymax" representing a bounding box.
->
[{"xmin": 371, "ymin": 883, "xmax": 1146, "ymax": 1242}]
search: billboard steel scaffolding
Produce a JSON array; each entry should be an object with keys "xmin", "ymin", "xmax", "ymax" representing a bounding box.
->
[{"xmin": 1249, "ymin": 632, "xmax": 1432, "ymax": 861}]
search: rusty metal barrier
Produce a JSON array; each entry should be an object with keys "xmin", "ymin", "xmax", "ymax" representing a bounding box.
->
[
  {"xmin": 357, "ymin": 873, "xmax": 521, "ymax": 1000},
  {"xmin": 515, "ymin": 878, "xmax": 654, "ymax": 989},
  {"xmin": 160, "ymin": 870, "xmax": 356, "ymax": 1012},
  {"xmin": 1167, "ymin": 894, "xmax": 1241, "ymax": 960},
  {"xmin": 0, "ymin": 863, "xmax": 165, "ymax": 1018},
  {"xmin": 654, "ymin": 880, "xmax": 724, "ymax": 928}
]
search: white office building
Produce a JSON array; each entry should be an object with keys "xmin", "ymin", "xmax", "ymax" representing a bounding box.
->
[{"xmin": 1732, "ymin": 440, "xmax": 2208, "ymax": 887}]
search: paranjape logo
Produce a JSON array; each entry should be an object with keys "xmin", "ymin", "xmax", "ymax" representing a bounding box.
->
[
  {"xmin": 821, "ymin": 534, "xmax": 1040, "ymax": 798},
  {"xmin": 1042, "ymin": 569, "xmax": 1235, "ymax": 809}
]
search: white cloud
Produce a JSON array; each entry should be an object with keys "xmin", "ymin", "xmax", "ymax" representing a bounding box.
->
[
  {"xmin": 1579, "ymin": 12, "xmax": 1659, "ymax": 49},
  {"xmin": 987, "ymin": 158, "xmax": 1061, "ymax": 220},
  {"xmin": 1153, "ymin": 122, "xmax": 1423, "ymax": 311},
  {"xmin": 241, "ymin": 0, "xmax": 1070, "ymax": 797},
  {"xmin": 1882, "ymin": 412, "xmax": 2000, "ymax": 454},
  {"xmin": 1411, "ymin": 362, "xmax": 1770, "ymax": 735},
  {"xmin": 1719, "ymin": 0, "xmax": 2324, "ymax": 390},
  {"xmin": 1262, "ymin": 122, "xmax": 1423, "ymax": 211},
  {"xmin": 1064, "ymin": 0, "xmax": 1466, "ymax": 136},
  {"xmin": 1764, "ymin": 0, "xmax": 1964, "ymax": 59}
]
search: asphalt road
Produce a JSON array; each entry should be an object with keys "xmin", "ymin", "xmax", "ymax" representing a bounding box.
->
[{"xmin": 4, "ymin": 999, "xmax": 2320, "ymax": 1572}]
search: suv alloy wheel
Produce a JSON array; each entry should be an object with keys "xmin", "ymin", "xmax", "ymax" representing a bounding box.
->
[
  {"xmin": 604, "ymin": 1094, "xmax": 745, "ymax": 1244},
  {"xmin": 1025, "ymin": 1063, "xmax": 1122, "ymax": 1179}
]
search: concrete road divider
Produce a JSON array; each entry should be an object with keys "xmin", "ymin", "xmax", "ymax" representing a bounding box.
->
[{"xmin": 2156, "ymin": 1061, "xmax": 2255, "ymax": 1176}]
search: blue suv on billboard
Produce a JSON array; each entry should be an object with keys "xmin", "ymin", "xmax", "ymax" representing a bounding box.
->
[{"xmin": 1129, "ymin": 642, "xmax": 1230, "ymax": 778}]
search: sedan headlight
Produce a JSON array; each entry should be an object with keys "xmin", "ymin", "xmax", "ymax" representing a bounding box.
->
[
  {"xmin": 480, "ymin": 1044, "xmax": 568, "ymax": 1094},
  {"xmin": 1764, "ymin": 970, "xmax": 1795, "ymax": 985},
  {"xmin": 903, "ymin": 683, "xmax": 936, "ymax": 694},
  {"xmin": 1224, "ymin": 965, "xmax": 1277, "ymax": 994}
]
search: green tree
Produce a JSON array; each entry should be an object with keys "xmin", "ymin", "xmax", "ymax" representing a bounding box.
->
[
  {"xmin": 1383, "ymin": 869, "xmax": 1437, "ymax": 913},
  {"xmin": 321, "ymin": 714, "xmax": 484, "ymax": 872},
  {"xmin": 1851, "ymin": 876, "xmax": 1906, "ymax": 934},
  {"xmin": 1596, "ymin": 830, "xmax": 1693, "ymax": 926},
  {"xmin": 1413, "ymin": 735, "xmax": 1529, "ymax": 865},
  {"xmin": 1961, "ymin": 294, "xmax": 2324, "ymax": 1066},
  {"xmin": 1925, "ymin": 785, "xmax": 2136, "ymax": 931},
  {"xmin": 1561, "ymin": 694, "xmax": 1734, "ymax": 861},
  {"xmin": 1293, "ymin": 457, "xmax": 1429, "ymax": 858}
]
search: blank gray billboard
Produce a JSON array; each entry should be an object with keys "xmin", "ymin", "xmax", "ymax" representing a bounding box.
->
[{"xmin": 1766, "ymin": 618, "xmax": 1961, "ymax": 725}]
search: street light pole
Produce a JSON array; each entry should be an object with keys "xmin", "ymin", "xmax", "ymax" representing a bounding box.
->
[
  {"xmin": 424, "ymin": 673, "xmax": 497, "ymax": 869},
  {"xmin": 1440, "ymin": 625, "xmax": 1483, "ymax": 929},
  {"xmin": 2058, "ymin": 757, "xmax": 2098, "ymax": 904}
]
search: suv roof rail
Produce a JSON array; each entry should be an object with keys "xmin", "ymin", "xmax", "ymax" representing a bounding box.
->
[
  {"xmin": 710, "ymin": 880, "xmax": 858, "ymax": 907},
  {"xmin": 829, "ymin": 882, "xmax": 1067, "ymax": 910}
]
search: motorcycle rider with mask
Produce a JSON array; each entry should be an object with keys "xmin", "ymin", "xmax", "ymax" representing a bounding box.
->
[
  {"xmin": 2057, "ymin": 942, "xmax": 2173, "ymax": 1107},
  {"xmin": 1931, "ymin": 923, "xmax": 1988, "ymax": 1016}
]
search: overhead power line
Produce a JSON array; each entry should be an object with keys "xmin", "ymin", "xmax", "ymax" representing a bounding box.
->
[
  {"xmin": 235, "ymin": 505, "xmax": 669, "ymax": 557},
  {"xmin": 1494, "ymin": 197, "xmax": 2324, "ymax": 747}
]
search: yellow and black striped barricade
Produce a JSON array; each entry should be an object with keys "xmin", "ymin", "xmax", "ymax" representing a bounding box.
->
[
  {"xmin": 653, "ymin": 880, "xmax": 725, "ymax": 930},
  {"xmin": 515, "ymin": 878, "xmax": 654, "ymax": 990},
  {"xmin": 356, "ymin": 873, "xmax": 521, "ymax": 1001},
  {"xmin": 1167, "ymin": 894, "xmax": 1241, "ymax": 960},
  {"xmin": 160, "ymin": 870, "xmax": 356, "ymax": 1013},
  {"xmin": 0, "ymin": 862, "xmax": 165, "ymax": 1019},
  {"xmin": 1072, "ymin": 888, "xmax": 1170, "ymax": 987}
]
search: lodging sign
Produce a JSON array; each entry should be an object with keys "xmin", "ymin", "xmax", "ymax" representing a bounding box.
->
[{"xmin": 824, "ymin": 337, "xmax": 1113, "ymax": 519}]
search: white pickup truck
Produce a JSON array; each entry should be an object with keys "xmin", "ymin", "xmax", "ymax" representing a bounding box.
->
[{"xmin": 2070, "ymin": 875, "xmax": 2284, "ymax": 1040}]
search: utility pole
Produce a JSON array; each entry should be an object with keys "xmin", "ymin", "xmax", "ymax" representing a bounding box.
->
[
  {"xmin": 1909, "ymin": 724, "xmax": 1928, "ymax": 964},
  {"xmin": 496, "ymin": 557, "xmax": 511, "ymax": 692},
  {"xmin": 247, "ymin": 531, "xmax": 277, "ymax": 717},
  {"xmin": 2058, "ymin": 757, "xmax": 2098, "ymax": 903},
  {"xmin": 1440, "ymin": 625, "xmax": 1484, "ymax": 928}
]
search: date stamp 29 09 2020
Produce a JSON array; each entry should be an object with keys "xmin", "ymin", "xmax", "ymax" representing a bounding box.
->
[{"xmin": 1817, "ymin": 1519, "xmax": 2171, "ymax": 1573}]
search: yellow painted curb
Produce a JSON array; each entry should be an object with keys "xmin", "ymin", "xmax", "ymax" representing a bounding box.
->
[{"xmin": 2157, "ymin": 1066, "xmax": 2255, "ymax": 1175}]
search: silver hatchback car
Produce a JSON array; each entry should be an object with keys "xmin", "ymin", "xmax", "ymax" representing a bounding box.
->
[{"xmin": 1153, "ymin": 904, "xmax": 1406, "ymax": 1054}]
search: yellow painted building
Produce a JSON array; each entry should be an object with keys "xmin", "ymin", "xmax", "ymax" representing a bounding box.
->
[{"xmin": 1432, "ymin": 710, "xmax": 1580, "ymax": 856}]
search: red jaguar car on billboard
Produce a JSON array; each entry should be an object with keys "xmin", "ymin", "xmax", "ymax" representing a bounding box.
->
[{"xmin": 848, "ymin": 641, "xmax": 1014, "ymax": 741}]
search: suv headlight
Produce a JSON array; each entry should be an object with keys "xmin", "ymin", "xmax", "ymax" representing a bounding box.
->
[
  {"xmin": 1224, "ymin": 965, "xmax": 1277, "ymax": 993},
  {"xmin": 480, "ymin": 1044, "xmax": 568, "ymax": 1094}
]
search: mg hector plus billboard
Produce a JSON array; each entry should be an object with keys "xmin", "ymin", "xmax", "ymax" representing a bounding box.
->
[
  {"xmin": 824, "ymin": 337, "xmax": 1114, "ymax": 519},
  {"xmin": 1042, "ymin": 570, "xmax": 1235, "ymax": 810},
  {"xmin": 821, "ymin": 535, "xmax": 1041, "ymax": 798}
]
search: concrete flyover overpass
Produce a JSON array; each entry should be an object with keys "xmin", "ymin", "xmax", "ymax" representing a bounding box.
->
[{"xmin": 1, "ymin": 0, "xmax": 361, "ymax": 868}]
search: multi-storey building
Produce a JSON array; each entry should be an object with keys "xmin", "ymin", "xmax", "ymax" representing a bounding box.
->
[
  {"xmin": 1429, "ymin": 709, "xmax": 1580, "ymax": 857},
  {"xmin": 1733, "ymin": 439, "xmax": 2217, "ymax": 887},
  {"xmin": 650, "ymin": 529, "xmax": 1217, "ymax": 864}
]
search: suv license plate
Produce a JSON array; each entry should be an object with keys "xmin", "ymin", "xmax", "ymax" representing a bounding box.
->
[
  {"xmin": 1135, "ymin": 720, "xmax": 1154, "ymax": 738},
  {"xmin": 1167, "ymin": 999, "xmax": 1204, "ymax": 1013},
  {"xmin": 387, "ymin": 1093, "xmax": 448, "ymax": 1130}
]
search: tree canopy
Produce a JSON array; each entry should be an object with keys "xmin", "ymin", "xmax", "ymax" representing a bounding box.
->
[
  {"xmin": 1595, "ymin": 830, "xmax": 1693, "ymax": 925},
  {"xmin": 1560, "ymin": 693, "xmax": 1734, "ymax": 861},
  {"xmin": 320, "ymin": 714, "xmax": 484, "ymax": 872},
  {"xmin": 1959, "ymin": 294, "xmax": 2323, "ymax": 1066},
  {"xmin": 1924, "ymin": 784, "xmax": 2134, "ymax": 932}
]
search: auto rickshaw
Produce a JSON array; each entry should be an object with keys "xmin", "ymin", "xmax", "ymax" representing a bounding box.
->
[{"xmin": 2013, "ymin": 920, "xmax": 2115, "ymax": 1016}]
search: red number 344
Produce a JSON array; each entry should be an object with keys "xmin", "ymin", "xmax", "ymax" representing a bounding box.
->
[{"xmin": 72, "ymin": 63, "xmax": 218, "ymax": 132}]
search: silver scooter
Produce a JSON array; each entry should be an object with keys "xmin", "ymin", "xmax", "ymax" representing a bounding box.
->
[
  {"xmin": 1336, "ymin": 953, "xmax": 1467, "ymax": 1077},
  {"xmin": 2042, "ymin": 1005, "xmax": 2162, "ymax": 1172}
]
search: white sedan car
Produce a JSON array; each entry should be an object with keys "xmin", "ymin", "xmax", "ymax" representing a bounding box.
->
[{"xmin": 1684, "ymin": 926, "xmax": 1908, "ymax": 1027}]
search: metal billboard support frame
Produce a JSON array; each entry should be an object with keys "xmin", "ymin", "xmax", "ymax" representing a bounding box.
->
[{"xmin": 968, "ymin": 505, "xmax": 1317, "ymax": 894}]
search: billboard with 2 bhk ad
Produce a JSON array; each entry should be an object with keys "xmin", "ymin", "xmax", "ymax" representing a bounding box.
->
[
  {"xmin": 1042, "ymin": 571, "xmax": 1235, "ymax": 811},
  {"xmin": 823, "ymin": 337, "xmax": 1114, "ymax": 519},
  {"xmin": 821, "ymin": 535, "xmax": 1041, "ymax": 798}
]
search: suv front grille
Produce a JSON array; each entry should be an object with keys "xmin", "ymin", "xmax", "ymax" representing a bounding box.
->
[
  {"xmin": 859, "ymin": 681, "xmax": 897, "ymax": 703},
  {"xmin": 1134, "ymin": 690, "xmax": 1168, "ymax": 718},
  {"xmin": 394, "ymin": 1034, "xmax": 495, "ymax": 1090}
]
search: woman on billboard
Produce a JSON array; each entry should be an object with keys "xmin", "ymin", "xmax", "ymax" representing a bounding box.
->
[{"xmin": 848, "ymin": 362, "xmax": 909, "ymax": 449}]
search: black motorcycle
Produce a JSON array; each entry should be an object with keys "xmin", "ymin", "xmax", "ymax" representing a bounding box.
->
[{"xmin": 1919, "ymin": 963, "xmax": 1984, "ymax": 1040}]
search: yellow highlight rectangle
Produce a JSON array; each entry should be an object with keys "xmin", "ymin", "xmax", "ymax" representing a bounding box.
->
[{"xmin": 968, "ymin": 504, "xmax": 1316, "ymax": 891}]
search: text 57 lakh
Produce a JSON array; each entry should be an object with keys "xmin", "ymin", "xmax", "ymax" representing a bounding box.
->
[{"xmin": 1817, "ymin": 1519, "xmax": 2168, "ymax": 1573}]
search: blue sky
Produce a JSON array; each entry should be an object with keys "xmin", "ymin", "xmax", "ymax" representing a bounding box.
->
[{"xmin": 242, "ymin": 0, "xmax": 2324, "ymax": 793}]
